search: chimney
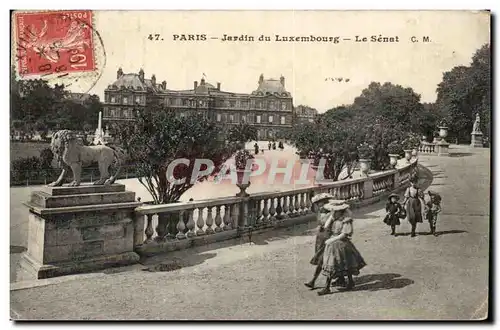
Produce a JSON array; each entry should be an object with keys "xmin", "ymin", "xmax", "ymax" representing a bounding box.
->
[
  {"xmin": 117, "ymin": 68, "xmax": 123, "ymax": 79},
  {"xmin": 217, "ymin": 82, "xmax": 221, "ymax": 90},
  {"xmin": 280, "ymin": 75, "xmax": 285, "ymax": 88},
  {"xmin": 161, "ymin": 81, "xmax": 167, "ymax": 90},
  {"xmin": 194, "ymin": 81, "xmax": 198, "ymax": 89},
  {"xmin": 151, "ymin": 74, "xmax": 156, "ymax": 86},
  {"xmin": 138, "ymin": 68, "xmax": 144, "ymax": 82},
  {"xmin": 259, "ymin": 74, "xmax": 264, "ymax": 84}
]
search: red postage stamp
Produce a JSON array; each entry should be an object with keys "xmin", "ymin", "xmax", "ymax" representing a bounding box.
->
[{"xmin": 14, "ymin": 10, "xmax": 96, "ymax": 76}]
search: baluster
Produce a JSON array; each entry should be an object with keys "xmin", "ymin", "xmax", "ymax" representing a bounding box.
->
[
  {"xmin": 275, "ymin": 197, "xmax": 283, "ymax": 219},
  {"xmin": 262, "ymin": 198, "xmax": 270, "ymax": 224},
  {"xmin": 339, "ymin": 186, "xmax": 346, "ymax": 200},
  {"xmin": 231, "ymin": 204, "xmax": 239, "ymax": 229},
  {"xmin": 294, "ymin": 194, "xmax": 300, "ymax": 215},
  {"xmin": 144, "ymin": 214, "xmax": 154, "ymax": 243},
  {"xmin": 253, "ymin": 199, "xmax": 262, "ymax": 226},
  {"xmin": 186, "ymin": 209, "xmax": 195, "ymax": 237},
  {"xmin": 196, "ymin": 208, "xmax": 205, "ymax": 235},
  {"xmin": 176, "ymin": 211, "xmax": 186, "ymax": 239},
  {"xmin": 299, "ymin": 193, "xmax": 305, "ymax": 214},
  {"xmin": 214, "ymin": 206, "xmax": 223, "ymax": 232},
  {"xmin": 269, "ymin": 197, "xmax": 277, "ymax": 222},
  {"xmin": 306, "ymin": 192, "xmax": 312, "ymax": 213},
  {"xmin": 288, "ymin": 195, "xmax": 295, "ymax": 217},
  {"xmin": 155, "ymin": 213, "xmax": 168, "ymax": 241},
  {"xmin": 349, "ymin": 184, "xmax": 355, "ymax": 200},
  {"xmin": 282, "ymin": 196, "xmax": 290, "ymax": 218},
  {"xmin": 223, "ymin": 204, "xmax": 232, "ymax": 230},
  {"xmin": 205, "ymin": 207, "xmax": 214, "ymax": 234}
]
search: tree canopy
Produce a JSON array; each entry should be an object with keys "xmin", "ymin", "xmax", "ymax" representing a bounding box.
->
[
  {"xmin": 10, "ymin": 70, "xmax": 101, "ymax": 138},
  {"xmin": 116, "ymin": 106, "xmax": 239, "ymax": 204},
  {"xmin": 436, "ymin": 43, "xmax": 491, "ymax": 142}
]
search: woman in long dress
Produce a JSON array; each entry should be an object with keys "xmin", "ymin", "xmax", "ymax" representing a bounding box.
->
[
  {"xmin": 402, "ymin": 176, "xmax": 425, "ymax": 237},
  {"xmin": 304, "ymin": 193, "xmax": 346, "ymax": 289},
  {"xmin": 318, "ymin": 203, "xmax": 367, "ymax": 296}
]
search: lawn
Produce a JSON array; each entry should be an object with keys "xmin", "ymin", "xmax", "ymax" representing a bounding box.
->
[{"xmin": 10, "ymin": 142, "xmax": 51, "ymax": 161}]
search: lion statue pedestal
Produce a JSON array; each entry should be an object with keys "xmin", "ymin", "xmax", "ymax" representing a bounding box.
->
[{"xmin": 20, "ymin": 183, "xmax": 142, "ymax": 279}]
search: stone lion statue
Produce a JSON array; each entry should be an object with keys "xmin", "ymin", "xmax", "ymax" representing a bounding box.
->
[{"xmin": 48, "ymin": 130, "xmax": 127, "ymax": 187}]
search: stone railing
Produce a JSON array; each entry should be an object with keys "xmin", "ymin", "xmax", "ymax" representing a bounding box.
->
[
  {"xmin": 20, "ymin": 160, "xmax": 419, "ymax": 279},
  {"xmin": 134, "ymin": 160, "xmax": 419, "ymax": 256},
  {"xmin": 418, "ymin": 142, "xmax": 437, "ymax": 154}
]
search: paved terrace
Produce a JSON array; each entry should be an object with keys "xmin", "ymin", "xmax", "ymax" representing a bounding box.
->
[{"xmin": 10, "ymin": 145, "xmax": 490, "ymax": 320}]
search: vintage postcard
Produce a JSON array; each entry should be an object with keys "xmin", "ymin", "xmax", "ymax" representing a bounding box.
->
[{"xmin": 10, "ymin": 10, "xmax": 491, "ymax": 321}]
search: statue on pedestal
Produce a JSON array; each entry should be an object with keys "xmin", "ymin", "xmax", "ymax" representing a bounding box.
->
[
  {"xmin": 472, "ymin": 113, "xmax": 482, "ymax": 134},
  {"xmin": 49, "ymin": 130, "xmax": 127, "ymax": 187}
]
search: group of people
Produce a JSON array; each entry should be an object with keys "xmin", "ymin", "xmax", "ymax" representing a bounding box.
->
[
  {"xmin": 305, "ymin": 193, "xmax": 367, "ymax": 296},
  {"xmin": 383, "ymin": 176, "xmax": 442, "ymax": 237},
  {"xmin": 253, "ymin": 141, "xmax": 285, "ymax": 154},
  {"xmin": 305, "ymin": 176, "xmax": 443, "ymax": 296}
]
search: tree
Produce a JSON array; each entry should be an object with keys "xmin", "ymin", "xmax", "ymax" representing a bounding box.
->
[
  {"xmin": 351, "ymin": 82, "xmax": 426, "ymax": 134},
  {"xmin": 435, "ymin": 44, "xmax": 491, "ymax": 143},
  {"xmin": 227, "ymin": 123, "xmax": 258, "ymax": 147},
  {"xmin": 290, "ymin": 119, "xmax": 359, "ymax": 182},
  {"xmin": 117, "ymin": 106, "xmax": 238, "ymax": 205}
]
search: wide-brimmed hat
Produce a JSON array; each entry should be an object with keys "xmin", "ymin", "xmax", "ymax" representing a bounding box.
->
[
  {"xmin": 324, "ymin": 203, "xmax": 350, "ymax": 212},
  {"xmin": 311, "ymin": 193, "xmax": 334, "ymax": 204},
  {"xmin": 388, "ymin": 193, "xmax": 400, "ymax": 201}
]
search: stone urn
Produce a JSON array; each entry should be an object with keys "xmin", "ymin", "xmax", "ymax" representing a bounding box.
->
[
  {"xmin": 236, "ymin": 169, "xmax": 252, "ymax": 197},
  {"xmin": 411, "ymin": 148, "xmax": 418, "ymax": 161},
  {"xmin": 358, "ymin": 159, "xmax": 371, "ymax": 177},
  {"xmin": 404, "ymin": 149, "xmax": 412, "ymax": 163},
  {"xmin": 388, "ymin": 154, "xmax": 399, "ymax": 169},
  {"xmin": 438, "ymin": 126, "xmax": 448, "ymax": 142}
]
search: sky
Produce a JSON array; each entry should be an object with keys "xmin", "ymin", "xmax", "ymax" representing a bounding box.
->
[{"xmin": 65, "ymin": 10, "xmax": 489, "ymax": 112}]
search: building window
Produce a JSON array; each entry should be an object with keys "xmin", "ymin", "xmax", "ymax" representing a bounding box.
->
[
  {"xmin": 268, "ymin": 115, "xmax": 273, "ymax": 123},
  {"xmin": 241, "ymin": 100, "xmax": 248, "ymax": 108},
  {"xmin": 229, "ymin": 115, "xmax": 234, "ymax": 123},
  {"xmin": 241, "ymin": 115, "xmax": 246, "ymax": 123},
  {"xmin": 281, "ymin": 116, "xmax": 286, "ymax": 125},
  {"xmin": 110, "ymin": 96, "xmax": 116, "ymax": 103},
  {"xmin": 217, "ymin": 114, "xmax": 221, "ymax": 122},
  {"xmin": 123, "ymin": 97, "xmax": 128, "ymax": 104},
  {"xmin": 229, "ymin": 100, "xmax": 236, "ymax": 108},
  {"xmin": 183, "ymin": 99, "xmax": 189, "ymax": 106},
  {"xmin": 256, "ymin": 101, "xmax": 262, "ymax": 109},
  {"xmin": 256, "ymin": 115, "xmax": 261, "ymax": 124},
  {"xmin": 136, "ymin": 96, "xmax": 141, "ymax": 104},
  {"xmin": 110, "ymin": 109, "xmax": 116, "ymax": 117},
  {"xmin": 281, "ymin": 102, "xmax": 287, "ymax": 110},
  {"xmin": 269, "ymin": 101, "xmax": 275, "ymax": 110}
]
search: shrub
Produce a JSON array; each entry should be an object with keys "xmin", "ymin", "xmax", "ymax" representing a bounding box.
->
[
  {"xmin": 387, "ymin": 141, "xmax": 404, "ymax": 155},
  {"xmin": 235, "ymin": 149, "xmax": 254, "ymax": 170},
  {"xmin": 357, "ymin": 142, "xmax": 375, "ymax": 160},
  {"xmin": 39, "ymin": 148, "xmax": 54, "ymax": 169}
]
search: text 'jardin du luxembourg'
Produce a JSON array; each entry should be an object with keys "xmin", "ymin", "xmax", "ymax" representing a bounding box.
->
[{"xmin": 164, "ymin": 34, "xmax": 432, "ymax": 43}]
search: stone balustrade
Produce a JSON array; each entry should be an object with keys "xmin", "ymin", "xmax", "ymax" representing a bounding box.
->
[
  {"xmin": 22, "ymin": 160, "xmax": 418, "ymax": 278},
  {"xmin": 134, "ymin": 160, "xmax": 418, "ymax": 257},
  {"xmin": 419, "ymin": 142, "xmax": 437, "ymax": 154}
]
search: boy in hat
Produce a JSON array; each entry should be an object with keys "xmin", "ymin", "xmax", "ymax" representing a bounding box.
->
[
  {"xmin": 425, "ymin": 190, "xmax": 442, "ymax": 236},
  {"xmin": 384, "ymin": 193, "xmax": 404, "ymax": 236}
]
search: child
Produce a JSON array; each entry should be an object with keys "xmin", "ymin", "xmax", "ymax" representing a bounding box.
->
[
  {"xmin": 425, "ymin": 191, "xmax": 442, "ymax": 236},
  {"xmin": 384, "ymin": 193, "xmax": 404, "ymax": 236}
]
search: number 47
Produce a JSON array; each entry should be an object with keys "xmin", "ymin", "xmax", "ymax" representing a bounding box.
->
[{"xmin": 148, "ymin": 34, "xmax": 161, "ymax": 41}]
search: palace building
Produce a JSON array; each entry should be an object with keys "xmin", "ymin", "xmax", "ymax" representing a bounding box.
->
[
  {"xmin": 294, "ymin": 105, "xmax": 318, "ymax": 125},
  {"xmin": 102, "ymin": 68, "xmax": 295, "ymax": 140}
]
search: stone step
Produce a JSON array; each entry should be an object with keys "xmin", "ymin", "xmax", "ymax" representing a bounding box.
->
[
  {"xmin": 30, "ymin": 191, "xmax": 136, "ymax": 209},
  {"xmin": 40, "ymin": 184, "xmax": 126, "ymax": 196}
]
